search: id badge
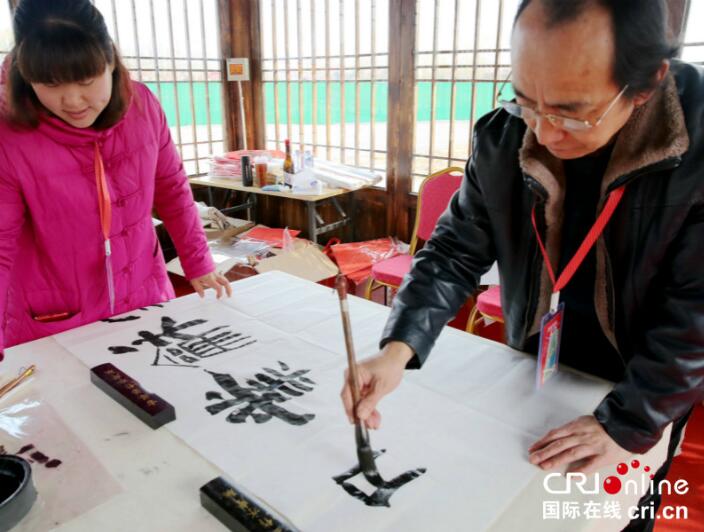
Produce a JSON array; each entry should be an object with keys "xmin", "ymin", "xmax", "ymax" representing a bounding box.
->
[{"xmin": 536, "ymin": 300, "xmax": 564, "ymax": 389}]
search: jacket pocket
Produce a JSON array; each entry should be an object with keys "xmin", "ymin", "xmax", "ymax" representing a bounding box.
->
[{"xmin": 25, "ymin": 289, "xmax": 81, "ymax": 323}]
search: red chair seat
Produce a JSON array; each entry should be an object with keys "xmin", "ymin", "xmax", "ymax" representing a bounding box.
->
[
  {"xmin": 370, "ymin": 254, "xmax": 413, "ymax": 287},
  {"xmin": 476, "ymin": 285, "xmax": 503, "ymax": 319}
]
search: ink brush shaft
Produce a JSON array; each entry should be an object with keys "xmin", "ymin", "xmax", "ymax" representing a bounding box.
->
[
  {"xmin": 0, "ymin": 365, "xmax": 36, "ymax": 399},
  {"xmin": 335, "ymin": 276, "xmax": 362, "ymax": 408}
]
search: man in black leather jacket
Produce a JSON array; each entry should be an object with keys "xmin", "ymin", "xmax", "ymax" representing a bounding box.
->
[{"xmin": 342, "ymin": 1, "xmax": 703, "ymax": 529}]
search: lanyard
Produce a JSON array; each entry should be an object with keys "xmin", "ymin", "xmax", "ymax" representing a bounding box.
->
[
  {"xmin": 94, "ymin": 143, "xmax": 111, "ymax": 244},
  {"xmin": 530, "ymin": 186, "xmax": 625, "ymax": 308},
  {"xmin": 94, "ymin": 143, "xmax": 115, "ymax": 313}
]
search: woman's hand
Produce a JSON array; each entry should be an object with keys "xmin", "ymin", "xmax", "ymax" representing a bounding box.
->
[
  {"xmin": 190, "ymin": 271, "xmax": 232, "ymax": 299},
  {"xmin": 340, "ymin": 341, "xmax": 414, "ymax": 430}
]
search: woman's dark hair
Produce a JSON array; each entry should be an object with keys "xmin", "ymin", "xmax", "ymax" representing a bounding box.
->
[
  {"xmin": 514, "ymin": 0, "xmax": 679, "ymax": 98},
  {"xmin": 6, "ymin": 0, "xmax": 132, "ymax": 129}
]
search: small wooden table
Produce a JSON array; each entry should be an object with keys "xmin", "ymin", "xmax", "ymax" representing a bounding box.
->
[{"xmin": 190, "ymin": 176, "xmax": 370, "ymax": 243}]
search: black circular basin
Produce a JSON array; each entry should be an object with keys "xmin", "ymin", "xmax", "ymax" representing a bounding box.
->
[{"xmin": 0, "ymin": 455, "xmax": 37, "ymax": 532}]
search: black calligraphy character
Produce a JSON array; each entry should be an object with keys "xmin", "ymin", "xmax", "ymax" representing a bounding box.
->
[
  {"xmin": 204, "ymin": 361, "xmax": 316, "ymax": 426},
  {"xmin": 333, "ymin": 450, "xmax": 426, "ymax": 507},
  {"xmin": 102, "ymin": 304, "xmax": 164, "ymax": 323},
  {"xmin": 107, "ymin": 316, "xmax": 256, "ymax": 366}
]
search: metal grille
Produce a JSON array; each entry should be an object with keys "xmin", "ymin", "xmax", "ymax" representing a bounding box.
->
[
  {"xmin": 681, "ymin": 0, "xmax": 703, "ymax": 66},
  {"xmin": 260, "ymin": 0, "xmax": 390, "ymax": 184},
  {"xmin": 0, "ymin": 1, "xmax": 223, "ymax": 177},
  {"xmin": 95, "ymin": 0, "xmax": 224, "ymax": 176},
  {"xmin": 413, "ymin": 0, "xmax": 517, "ymax": 192}
]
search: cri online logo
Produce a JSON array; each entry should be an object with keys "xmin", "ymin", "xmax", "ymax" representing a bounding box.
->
[
  {"xmin": 602, "ymin": 460, "xmax": 653, "ymax": 494},
  {"xmin": 544, "ymin": 460, "xmax": 690, "ymax": 496}
]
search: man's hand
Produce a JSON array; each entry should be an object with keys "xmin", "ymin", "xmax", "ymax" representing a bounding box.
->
[
  {"xmin": 190, "ymin": 271, "xmax": 232, "ymax": 299},
  {"xmin": 529, "ymin": 415, "xmax": 631, "ymax": 473},
  {"xmin": 340, "ymin": 341, "xmax": 414, "ymax": 430}
]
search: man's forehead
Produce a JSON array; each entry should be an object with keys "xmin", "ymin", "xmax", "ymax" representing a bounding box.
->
[
  {"xmin": 511, "ymin": 0, "xmax": 616, "ymax": 78},
  {"xmin": 510, "ymin": 27, "xmax": 617, "ymax": 110}
]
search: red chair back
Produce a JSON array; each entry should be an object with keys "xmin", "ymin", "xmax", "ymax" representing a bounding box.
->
[{"xmin": 411, "ymin": 167, "xmax": 463, "ymax": 253}]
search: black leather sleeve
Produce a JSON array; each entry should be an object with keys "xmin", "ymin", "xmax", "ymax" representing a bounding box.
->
[
  {"xmin": 379, "ymin": 151, "xmax": 498, "ymax": 368},
  {"xmin": 594, "ymin": 203, "xmax": 704, "ymax": 453}
]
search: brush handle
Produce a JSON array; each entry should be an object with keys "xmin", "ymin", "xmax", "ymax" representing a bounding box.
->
[
  {"xmin": 336, "ymin": 276, "xmax": 362, "ymax": 410},
  {"xmin": 0, "ymin": 365, "xmax": 36, "ymax": 399}
]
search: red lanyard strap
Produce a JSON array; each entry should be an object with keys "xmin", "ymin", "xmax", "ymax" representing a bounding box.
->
[
  {"xmin": 530, "ymin": 186, "xmax": 625, "ymax": 293},
  {"xmin": 94, "ymin": 143, "xmax": 112, "ymax": 244}
]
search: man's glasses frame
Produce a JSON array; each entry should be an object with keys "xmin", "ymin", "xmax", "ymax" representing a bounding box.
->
[{"xmin": 497, "ymin": 75, "xmax": 629, "ymax": 132}]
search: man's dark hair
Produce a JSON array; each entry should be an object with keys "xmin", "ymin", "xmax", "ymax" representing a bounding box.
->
[
  {"xmin": 6, "ymin": 0, "xmax": 132, "ymax": 129},
  {"xmin": 514, "ymin": 0, "xmax": 678, "ymax": 97}
]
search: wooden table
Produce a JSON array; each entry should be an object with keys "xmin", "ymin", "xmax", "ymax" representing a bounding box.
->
[{"xmin": 190, "ymin": 177, "xmax": 370, "ymax": 243}]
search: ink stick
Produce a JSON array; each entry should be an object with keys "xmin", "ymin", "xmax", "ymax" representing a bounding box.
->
[
  {"xmin": 90, "ymin": 363, "xmax": 175, "ymax": 429},
  {"xmin": 200, "ymin": 476, "xmax": 299, "ymax": 532}
]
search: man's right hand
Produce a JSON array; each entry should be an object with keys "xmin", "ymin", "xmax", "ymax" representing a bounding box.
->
[{"xmin": 340, "ymin": 341, "xmax": 414, "ymax": 430}]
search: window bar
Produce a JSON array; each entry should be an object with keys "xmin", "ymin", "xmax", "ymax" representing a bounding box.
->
[
  {"xmin": 417, "ymin": 47, "xmax": 511, "ymax": 57},
  {"xmin": 354, "ymin": 0, "xmax": 360, "ymax": 167},
  {"xmin": 109, "ymin": 0, "xmax": 121, "ymax": 49},
  {"xmin": 271, "ymin": 0, "xmax": 281, "ymax": 149},
  {"xmin": 198, "ymin": 0, "xmax": 214, "ymax": 156},
  {"xmin": 339, "ymin": 0, "xmax": 346, "ymax": 163},
  {"xmin": 129, "ymin": 0, "xmax": 143, "ymax": 80},
  {"xmin": 183, "ymin": 0, "xmax": 200, "ymax": 174},
  {"xmin": 296, "ymin": 0, "xmax": 305, "ymax": 150},
  {"xmin": 166, "ymin": 0, "xmax": 184, "ymax": 152},
  {"xmin": 325, "ymin": 0, "xmax": 332, "ymax": 159},
  {"xmin": 447, "ymin": 0, "xmax": 460, "ymax": 166},
  {"xmin": 283, "ymin": 0, "xmax": 293, "ymax": 142},
  {"xmin": 261, "ymin": 62, "xmax": 397, "ymax": 74},
  {"xmin": 259, "ymin": 50, "xmax": 390, "ymax": 64},
  {"xmin": 370, "ymin": 0, "xmax": 376, "ymax": 169},
  {"xmin": 148, "ymin": 0, "xmax": 163, "ymax": 102},
  {"xmin": 468, "ymin": 0, "xmax": 482, "ymax": 155},
  {"xmin": 266, "ymin": 140, "xmax": 380, "ymax": 154},
  {"xmin": 310, "ymin": 0, "xmax": 318, "ymax": 156},
  {"xmin": 427, "ymin": 0, "xmax": 440, "ymax": 176},
  {"xmin": 179, "ymin": 139, "xmax": 230, "ymax": 146},
  {"xmin": 492, "ymin": 0, "xmax": 504, "ymax": 107}
]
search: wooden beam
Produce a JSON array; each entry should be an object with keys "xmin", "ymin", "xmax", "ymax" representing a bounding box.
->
[
  {"xmin": 217, "ymin": 0, "xmax": 237, "ymax": 151},
  {"xmin": 385, "ymin": 0, "xmax": 416, "ymax": 241},
  {"xmin": 243, "ymin": 0, "xmax": 266, "ymax": 150},
  {"xmin": 218, "ymin": 0, "xmax": 265, "ymax": 151}
]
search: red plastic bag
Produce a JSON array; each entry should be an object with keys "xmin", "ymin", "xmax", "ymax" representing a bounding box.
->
[
  {"xmin": 244, "ymin": 226, "xmax": 301, "ymax": 248},
  {"xmin": 328, "ymin": 238, "xmax": 404, "ymax": 284}
]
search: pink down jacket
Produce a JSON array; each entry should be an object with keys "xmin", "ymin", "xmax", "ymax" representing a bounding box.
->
[{"xmin": 0, "ymin": 80, "xmax": 214, "ymax": 356}]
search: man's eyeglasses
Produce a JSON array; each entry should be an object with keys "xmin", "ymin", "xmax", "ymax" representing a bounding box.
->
[{"xmin": 498, "ymin": 76, "xmax": 629, "ymax": 132}]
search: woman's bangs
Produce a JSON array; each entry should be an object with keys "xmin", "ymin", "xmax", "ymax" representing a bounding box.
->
[{"xmin": 17, "ymin": 27, "xmax": 108, "ymax": 85}]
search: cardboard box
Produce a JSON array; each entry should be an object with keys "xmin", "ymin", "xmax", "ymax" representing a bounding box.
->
[{"xmin": 254, "ymin": 240, "xmax": 339, "ymax": 282}]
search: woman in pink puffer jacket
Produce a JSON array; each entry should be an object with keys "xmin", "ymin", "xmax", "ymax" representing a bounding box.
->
[{"xmin": 0, "ymin": 0, "xmax": 231, "ymax": 358}]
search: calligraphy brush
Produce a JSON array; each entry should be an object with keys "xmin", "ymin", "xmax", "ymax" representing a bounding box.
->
[
  {"xmin": 335, "ymin": 275, "xmax": 385, "ymax": 488},
  {"xmin": 0, "ymin": 365, "xmax": 36, "ymax": 400}
]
